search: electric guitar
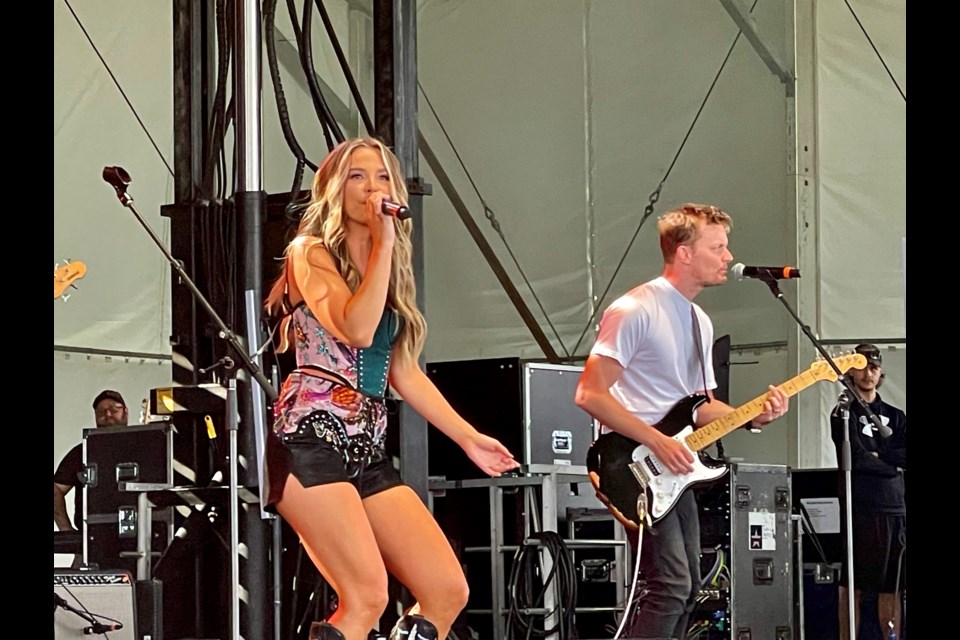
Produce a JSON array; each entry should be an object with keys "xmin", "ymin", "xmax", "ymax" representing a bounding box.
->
[
  {"xmin": 585, "ymin": 353, "xmax": 866, "ymax": 529},
  {"xmin": 54, "ymin": 260, "xmax": 87, "ymax": 300}
]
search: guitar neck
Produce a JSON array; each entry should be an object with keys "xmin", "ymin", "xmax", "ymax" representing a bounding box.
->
[{"xmin": 684, "ymin": 368, "xmax": 821, "ymax": 451}]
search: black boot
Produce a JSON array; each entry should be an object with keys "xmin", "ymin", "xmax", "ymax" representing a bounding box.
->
[
  {"xmin": 389, "ymin": 614, "xmax": 439, "ymax": 640},
  {"xmin": 308, "ymin": 621, "xmax": 346, "ymax": 640}
]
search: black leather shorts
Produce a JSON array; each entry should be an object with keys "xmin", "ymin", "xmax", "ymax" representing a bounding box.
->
[{"xmin": 264, "ymin": 410, "xmax": 404, "ymax": 511}]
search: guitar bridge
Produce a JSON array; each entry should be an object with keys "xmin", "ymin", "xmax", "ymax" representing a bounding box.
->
[{"xmin": 629, "ymin": 461, "xmax": 650, "ymax": 489}]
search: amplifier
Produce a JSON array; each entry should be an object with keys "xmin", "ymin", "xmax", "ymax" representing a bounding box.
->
[{"xmin": 54, "ymin": 570, "xmax": 137, "ymax": 640}]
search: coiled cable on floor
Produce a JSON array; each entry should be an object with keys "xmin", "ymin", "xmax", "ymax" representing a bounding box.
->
[{"xmin": 505, "ymin": 530, "xmax": 578, "ymax": 639}]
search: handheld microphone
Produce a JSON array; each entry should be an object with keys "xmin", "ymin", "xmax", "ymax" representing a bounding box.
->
[
  {"xmin": 381, "ymin": 200, "xmax": 411, "ymax": 221},
  {"xmin": 731, "ymin": 263, "xmax": 801, "ymax": 281}
]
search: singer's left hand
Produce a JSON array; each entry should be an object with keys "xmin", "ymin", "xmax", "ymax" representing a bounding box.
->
[
  {"xmin": 462, "ymin": 432, "xmax": 520, "ymax": 477},
  {"xmin": 750, "ymin": 385, "xmax": 789, "ymax": 430}
]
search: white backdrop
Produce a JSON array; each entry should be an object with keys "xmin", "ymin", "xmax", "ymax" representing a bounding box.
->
[{"xmin": 54, "ymin": 0, "xmax": 906, "ymax": 506}]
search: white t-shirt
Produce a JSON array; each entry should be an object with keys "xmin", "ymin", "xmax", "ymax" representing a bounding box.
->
[{"xmin": 590, "ymin": 276, "xmax": 717, "ymax": 428}]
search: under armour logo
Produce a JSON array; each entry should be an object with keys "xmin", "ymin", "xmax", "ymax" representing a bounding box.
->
[
  {"xmin": 396, "ymin": 624, "xmax": 431, "ymax": 640},
  {"xmin": 859, "ymin": 414, "xmax": 890, "ymax": 437}
]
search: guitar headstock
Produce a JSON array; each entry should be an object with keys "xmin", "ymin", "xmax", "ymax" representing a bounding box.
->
[
  {"xmin": 54, "ymin": 260, "xmax": 87, "ymax": 300},
  {"xmin": 809, "ymin": 353, "xmax": 868, "ymax": 382}
]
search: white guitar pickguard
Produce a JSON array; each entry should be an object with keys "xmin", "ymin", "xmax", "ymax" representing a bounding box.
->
[{"xmin": 630, "ymin": 425, "xmax": 727, "ymax": 520}]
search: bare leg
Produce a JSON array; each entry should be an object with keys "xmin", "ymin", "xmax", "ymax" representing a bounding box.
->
[
  {"xmin": 877, "ymin": 592, "xmax": 901, "ymax": 638},
  {"xmin": 276, "ymin": 476, "xmax": 389, "ymax": 640},
  {"xmin": 838, "ymin": 587, "xmax": 861, "ymax": 640},
  {"xmin": 364, "ymin": 486, "xmax": 470, "ymax": 638}
]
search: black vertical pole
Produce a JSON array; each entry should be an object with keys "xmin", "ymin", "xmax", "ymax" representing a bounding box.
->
[
  {"xmin": 373, "ymin": 0, "xmax": 432, "ymax": 504},
  {"xmin": 167, "ymin": 1, "xmax": 212, "ymax": 637},
  {"xmin": 170, "ymin": 0, "xmax": 209, "ymax": 388}
]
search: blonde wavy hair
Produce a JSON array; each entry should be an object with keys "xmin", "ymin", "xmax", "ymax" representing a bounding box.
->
[
  {"xmin": 265, "ymin": 137, "xmax": 427, "ymax": 365},
  {"xmin": 657, "ymin": 203, "xmax": 733, "ymax": 262}
]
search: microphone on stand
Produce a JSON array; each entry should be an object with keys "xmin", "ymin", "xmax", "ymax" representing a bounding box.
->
[
  {"xmin": 84, "ymin": 622, "xmax": 124, "ymax": 634},
  {"xmin": 731, "ymin": 263, "xmax": 801, "ymax": 281},
  {"xmin": 831, "ymin": 390, "xmax": 853, "ymax": 418},
  {"xmin": 381, "ymin": 200, "xmax": 411, "ymax": 221},
  {"xmin": 102, "ymin": 166, "xmax": 133, "ymax": 205}
]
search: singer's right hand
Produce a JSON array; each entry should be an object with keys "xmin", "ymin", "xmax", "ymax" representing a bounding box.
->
[{"xmin": 365, "ymin": 191, "xmax": 396, "ymax": 247}]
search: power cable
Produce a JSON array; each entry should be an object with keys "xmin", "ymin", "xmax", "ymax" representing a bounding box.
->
[{"xmin": 505, "ymin": 531, "xmax": 577, "ymax": 639}]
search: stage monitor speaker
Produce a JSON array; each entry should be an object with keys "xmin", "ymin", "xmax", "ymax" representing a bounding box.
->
[{"xmin": 54, "ymin": 570, "xmax": 137, "ymax": 639}]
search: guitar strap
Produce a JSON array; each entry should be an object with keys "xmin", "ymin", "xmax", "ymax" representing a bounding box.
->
[{"xmin": 690, "ymin": 305, "xmax": 710, "ymax": 402}]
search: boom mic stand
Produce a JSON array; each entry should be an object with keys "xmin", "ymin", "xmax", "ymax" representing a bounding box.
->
[
  {"xmin": 54, "ymin": 592, "xmax": 123, "ymax": 634},
  {"xmin": 101, "ymin": 166, "xmax": 278, "ymax": 640},
  {"xmin": 751, "ymin": 273, "xmax": 887, "ymax": 640}
]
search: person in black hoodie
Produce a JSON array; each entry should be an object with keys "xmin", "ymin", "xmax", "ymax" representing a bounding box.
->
[{"xmin": 831, "ymin": 344, "xmax": 906, "ymax": 640}]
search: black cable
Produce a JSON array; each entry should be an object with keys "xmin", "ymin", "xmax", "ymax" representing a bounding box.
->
[
  {"xmin": 282, "ymin": 0, "xmax": 333, "ymax": 153},
  {"xmin": 286, "ymin": 161, "xmax": 311, "ymax": 223},
  {"xmin": 61, "ymin": 0, "xmax": 175, "ymax": 178},
  {"xmin": 314, "ymin": 0, "xmax": 376, "ymax": 136},
  {"xmin": 842, "ymin": 0, "xmax": 906, "ymax": 102},
  {"xmin": 264, "ymin": 0, "xmax": 319, "ymax": 174},
  {"xmin": 223, "ymin": 96, "xmax": 236, "ymax": 200},
  {"xmin": 505, "ymin": 531, "xmax": 577, "ymax": 639},
  {"xmin": 572, "ymin": 0, "xmax": 759, "ymax": 356},
  {"xmin": 201, "ymin": 0, "xmax": 233, "ymax": 199},
  {"xmin": 284, "ymin": 0, "xmax": 304, "ymax": 49},
  {"xmin": 299, "ymin": 0, "xmax": 344, "ymax": 147},
  {"xmin": 197, "ymin": 200, "xmax": 238, "ymax": 356},
  {"xmin": 418, "ymin": 83, "xmax": 571, "ymax": 358}
]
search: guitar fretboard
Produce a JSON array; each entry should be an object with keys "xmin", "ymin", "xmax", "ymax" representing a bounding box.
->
[{"xmin": 684, "ymin": 366, "xmax": 831, "ymax": 451}]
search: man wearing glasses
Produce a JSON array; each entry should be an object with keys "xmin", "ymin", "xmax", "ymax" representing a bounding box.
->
[{"xmin": 53, "ymin": 390, "xmax": 129, "ymax": 534}]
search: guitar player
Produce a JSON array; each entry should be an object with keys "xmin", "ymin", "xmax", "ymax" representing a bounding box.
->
[{"xmin": 575, "ymin": 203, "xmax": 789, "ymax": 640}]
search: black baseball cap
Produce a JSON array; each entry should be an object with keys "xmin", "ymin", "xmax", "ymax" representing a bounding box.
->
[
  {"xmin": 92, "ymin": 389, "xmax": 126, "ymax": 409},
  {"xmin": 854, "ymin": 344, "xmax": 882, "ymax": 367}
]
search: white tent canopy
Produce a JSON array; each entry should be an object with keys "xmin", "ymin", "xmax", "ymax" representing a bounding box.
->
[{"xmin": 54, "ymin": 0, "xmax": 905, "ymax": 493}]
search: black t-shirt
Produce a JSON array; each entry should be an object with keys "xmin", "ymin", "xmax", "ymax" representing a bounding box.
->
[
  {"xmin": 53, "ymin": 443, "xmax": 84, "ymax": 528},
  {"xmin": 830, "ymin": 393, "xmax": 907, "ymax": 514}
]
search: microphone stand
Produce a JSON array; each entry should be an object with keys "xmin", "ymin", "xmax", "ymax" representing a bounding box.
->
[
  {"xmin": 102, "ymin": 167, "xmax": 278, "ymax": 640},
  {"xmin": 754, "ymin": 274, "xmax": 886, "ymax": 640},
  {"xmin": 833, "ymin": 389, "xmax": 857, "ymax": 640},
  {"xmin": 54, "ymin": 592, "xmax": 121, "ymax": 634}
]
